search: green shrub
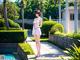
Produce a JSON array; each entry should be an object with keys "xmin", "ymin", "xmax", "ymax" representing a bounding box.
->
[
  {"xmin": 0, "ymin": 27, "xmax": 7, "ymax": 30},
  {"xmin": 0, "ymin": 19, "xmax": 5, "ymax": 27},
  {"xmin": 8, "ymin": 28, "xmax": 21, "ymax": 30},
  {"xmin": 19, "ymin": 43, "xmax": 34, "ymax": 55},
  {"xmin": 0, "ymin": 19, "xmax": 7, "ymax": 30},
  {"xmin": 50, "ymin": 23, "xmax": 64, "ymax": 34},
  {"xmin": 41, "ymin": 21, "xmax": 57, "ymax": 37},
  {"xmin": 43, "ymin": 17, "xmax": 49, "ymax": 21},
  {"xmin": 0, "ymin": 30, "xmax": 27, "ymax": 43},
  {"xmin": 0, "ymin": 19, "xmax": 20, "ymax": 29},
  {"xmin": 54, "ymin": 31, "xmax": 66, "ymax": 37},
  {"xmin": 0, "ymin": 15, "xmax": 2, "ymax": 19},
  {"xmin": 8, "ymin": 19, "xmax": 20, "ymax": 28},
  {"xmin": 67, "ymin": 44, "xmax": 80, "ymax": 60},
  {"xmin": 66, "ymin": 33, "xmax": 80, "ymax": 40},
  {"xmin": 66, "ymin": 33, "xmax": 74, "ymax": 38},
  {"xmin": 73, "ymin": 33, "xmax": 80, "ymax": 40}
]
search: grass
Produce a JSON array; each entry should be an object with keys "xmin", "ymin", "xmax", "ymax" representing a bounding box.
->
[
  {"xmin": 18, "ymin": 43, "xmax": 34, "ymax": 55},
  {"xmin": 30, "ymin": 37, "xmax": 48, "ymax": 42}
]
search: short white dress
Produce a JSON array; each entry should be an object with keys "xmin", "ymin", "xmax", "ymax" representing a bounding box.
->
[{"xmin": 32, "ymin": 17, "xmax": 42, "ymax": 36}]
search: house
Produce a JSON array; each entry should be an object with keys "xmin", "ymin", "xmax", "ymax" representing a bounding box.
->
[{"xmin": 62, "ymin": 6, "xmax": 80, "ymax": 32}]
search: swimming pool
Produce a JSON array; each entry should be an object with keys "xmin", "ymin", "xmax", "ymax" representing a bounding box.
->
[{"xmin": 4, "ymin": 54, "xmax": 16, "ymax": 60}]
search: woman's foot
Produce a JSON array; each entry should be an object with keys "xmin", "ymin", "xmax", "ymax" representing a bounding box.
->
[{"xmin": 35, "ymin": 53, "xmax": 40, "ymax": 58}]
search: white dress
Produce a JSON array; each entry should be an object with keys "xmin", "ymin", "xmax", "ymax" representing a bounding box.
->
[{"xmin": 32, "ymin": 17, "xmax": 42, "ymax": 35}]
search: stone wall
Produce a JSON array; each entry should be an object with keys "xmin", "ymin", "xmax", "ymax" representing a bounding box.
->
[
  {"xmin": 17, "ymin": 45, "xmax": 28, "ymax": 60},
  {"xmin": 0, "ymin": 43, "xmax": 28, "ymax": 60},
  {"xmin": 0, "ymin": 43, "xmax": 18, "ymax": 54},
  {"xmin": 49, "ymin": 34, "xmax": 80, "ymax": 49}
]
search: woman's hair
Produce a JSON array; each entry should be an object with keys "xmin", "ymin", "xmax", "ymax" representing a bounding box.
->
[{"xmin": 35, "ymin": 10, "xmax": 41, "ymax": 16}]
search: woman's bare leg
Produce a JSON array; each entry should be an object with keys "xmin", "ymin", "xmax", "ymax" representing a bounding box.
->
[
  {"xmin": 34, "ymin": 34, "xmax": 41, "ymax": 56},
  {"xmin": 36, "ymin": 34, "xmax": 41, "ymax": 56}
]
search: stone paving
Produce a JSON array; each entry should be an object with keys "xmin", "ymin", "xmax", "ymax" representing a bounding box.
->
[{"xmin": 26, "ymin": 37, "xmax": 71, "ymax": 60}]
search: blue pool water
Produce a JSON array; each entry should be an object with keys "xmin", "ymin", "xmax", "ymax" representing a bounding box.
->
[{"xmin": 4, "ymin": 54, "xmax": 16, "ymax": 60}]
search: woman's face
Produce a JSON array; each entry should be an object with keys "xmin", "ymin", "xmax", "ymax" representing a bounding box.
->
[{"xmin": 35, "ymin": 14, "xmax": 39, "ymax": 17}]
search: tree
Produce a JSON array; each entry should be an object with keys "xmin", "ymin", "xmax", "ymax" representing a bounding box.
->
[
  {"xmin": 0, "ymin": 1, "xmax": 19, "ymax": 20},
  {"xmin": 58, "ymin": 0, "xmax": 61, "ymax": 23},
  {"xmin": 17, "ymin": 0, "xmax": 27, "ymax": 29},
  {"xmin": 44, "ymin": 0, "xmax": 64, "ymax": 19},
  {"xmin": 19, "ymin": 0, "xmax": 65, "ymax": 19},
  {"xmin": 37, "ymin": 0, "xmax": 49, "ymax": 17},
  {"xmin": 3, "ymin": 0, "xmax": 9, "ymax": 28}
]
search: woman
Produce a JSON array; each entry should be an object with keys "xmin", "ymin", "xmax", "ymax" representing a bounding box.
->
[{"xmin": 32, "ymin": 11, "xmax": 43, "ymax": 57}]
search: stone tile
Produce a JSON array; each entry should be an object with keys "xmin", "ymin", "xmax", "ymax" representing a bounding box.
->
[{"xmin": 27, "ymin": 37, "xmax": 70, "ymax": 60}]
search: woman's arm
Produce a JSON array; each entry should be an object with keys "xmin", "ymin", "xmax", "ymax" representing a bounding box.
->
[{"xmin": 39, "ymin": 18, "xmax": 43, "ymax": 28}]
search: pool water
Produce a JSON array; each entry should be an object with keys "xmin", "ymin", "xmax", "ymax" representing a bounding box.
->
[{"xmin": 4, "ymin": 54, "xmax": 16, "ymax": 60}]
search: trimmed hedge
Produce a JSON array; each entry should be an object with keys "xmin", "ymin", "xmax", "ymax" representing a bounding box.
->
[
  {"xmin": 0, "ymin": 30, "xmax": 27, "ymax": 43},
  {"xmin": 41, "ymin": 21, "xmax": 57, "ymax": 37},
  {"xmin": 8, "ymin": 19, "xmax": 20, "ymax": 28},
  {"xmin": 0, "ymin": 19, "xmax": 5, "ymax": 27},
  {"xmin": 50, "ymin": 23, "xmax": 64, "ymax": 34},
  {"xmin": 54, "ymin": 32, "xmax": 80, "ymax": 40},
  {"xmin": 49, "ymin": 34, "xmax": 80, "ymax": 49},
  {"xmin": 50, "ymin": 32, "xmax": 80, "ymax": 48},
  {"xmin": 0, "ymin": 19, "xmax": 20, "ymax": 30},
  {"xmin": 19, "ymin": 43, "xmax": 34, "ymax": 55},
  {"xmin": 66, "ymin": 33, "xmax": 80, "ymax": 40},
  {"xmin": 0, "ymin": 15, "xmax": 2, "ymax": 19}
]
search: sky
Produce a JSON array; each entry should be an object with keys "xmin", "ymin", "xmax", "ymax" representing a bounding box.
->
[
  {"xmin": 10, "ymin": 0, "xmax": 16, "ymax": 2},
  {"xmin": 0, "ymin": 0, "xmax": 16, "ymax": 3}
]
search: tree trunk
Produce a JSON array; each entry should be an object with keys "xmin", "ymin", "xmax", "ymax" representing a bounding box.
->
[
  {"xmin": 21, "ymin": 8, "xmax": 24, "ymax": 29},
  {"xmin": 3, "ymin": 0, "xmax": 9, "ymax": 29},
  {"xmin": 20, "ymin": 0, "xmax": 24, "ymax": 29},
  {"xmin": 74, "ymin": 0, "xmax": 78, "ymax": 33},
  {"xmin": 58, "ymin": 0, "xmax": 61, "ymax": 23}
]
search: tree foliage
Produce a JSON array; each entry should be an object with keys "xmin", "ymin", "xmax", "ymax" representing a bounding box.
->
[
  {"xmin": 21, "ymin": 0, "xmax": 65, "ymax": 19},
  {"xmin": 0, "ymin": 1, "xmax": 19, "ymax": 20}
]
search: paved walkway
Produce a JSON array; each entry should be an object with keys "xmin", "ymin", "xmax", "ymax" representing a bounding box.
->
[{"xmin": 26, "ymin": 37, "xmax": 70, "ymax": 60}]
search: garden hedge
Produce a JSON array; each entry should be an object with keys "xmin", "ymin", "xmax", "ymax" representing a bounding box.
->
[
  {"xmin": 49, "ymin": 32, "xmax": 80, "ymax": 49},
  {"xmin": 19, "ymin": 43, "xmax": 34, "ymax": 55},
  {"xmin": 0, "ymin": 19, "xmax": 20, "ymax": 30},
  {"xmin": 0, "ymin": 30, "xmax": 27, "ymax": 43},
  {"xmin": 50, "ymin": 23, "xmax": 64, "ymax": 34},
  {"xmin": 41, "ymin": 21, "xmax": 57, "ymax": 37},
  {"xmin": 41, "ymin": 20, "xmax": 64, "ymax": 37}
]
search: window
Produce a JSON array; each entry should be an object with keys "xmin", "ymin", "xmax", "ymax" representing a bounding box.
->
[
  {"xmin": 70, "ymin": 13, "xmax": 80, "ymax": 20},
  {"xmin": 70, "ymin": 14, "xmax": 74, "ymax": 20}
]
